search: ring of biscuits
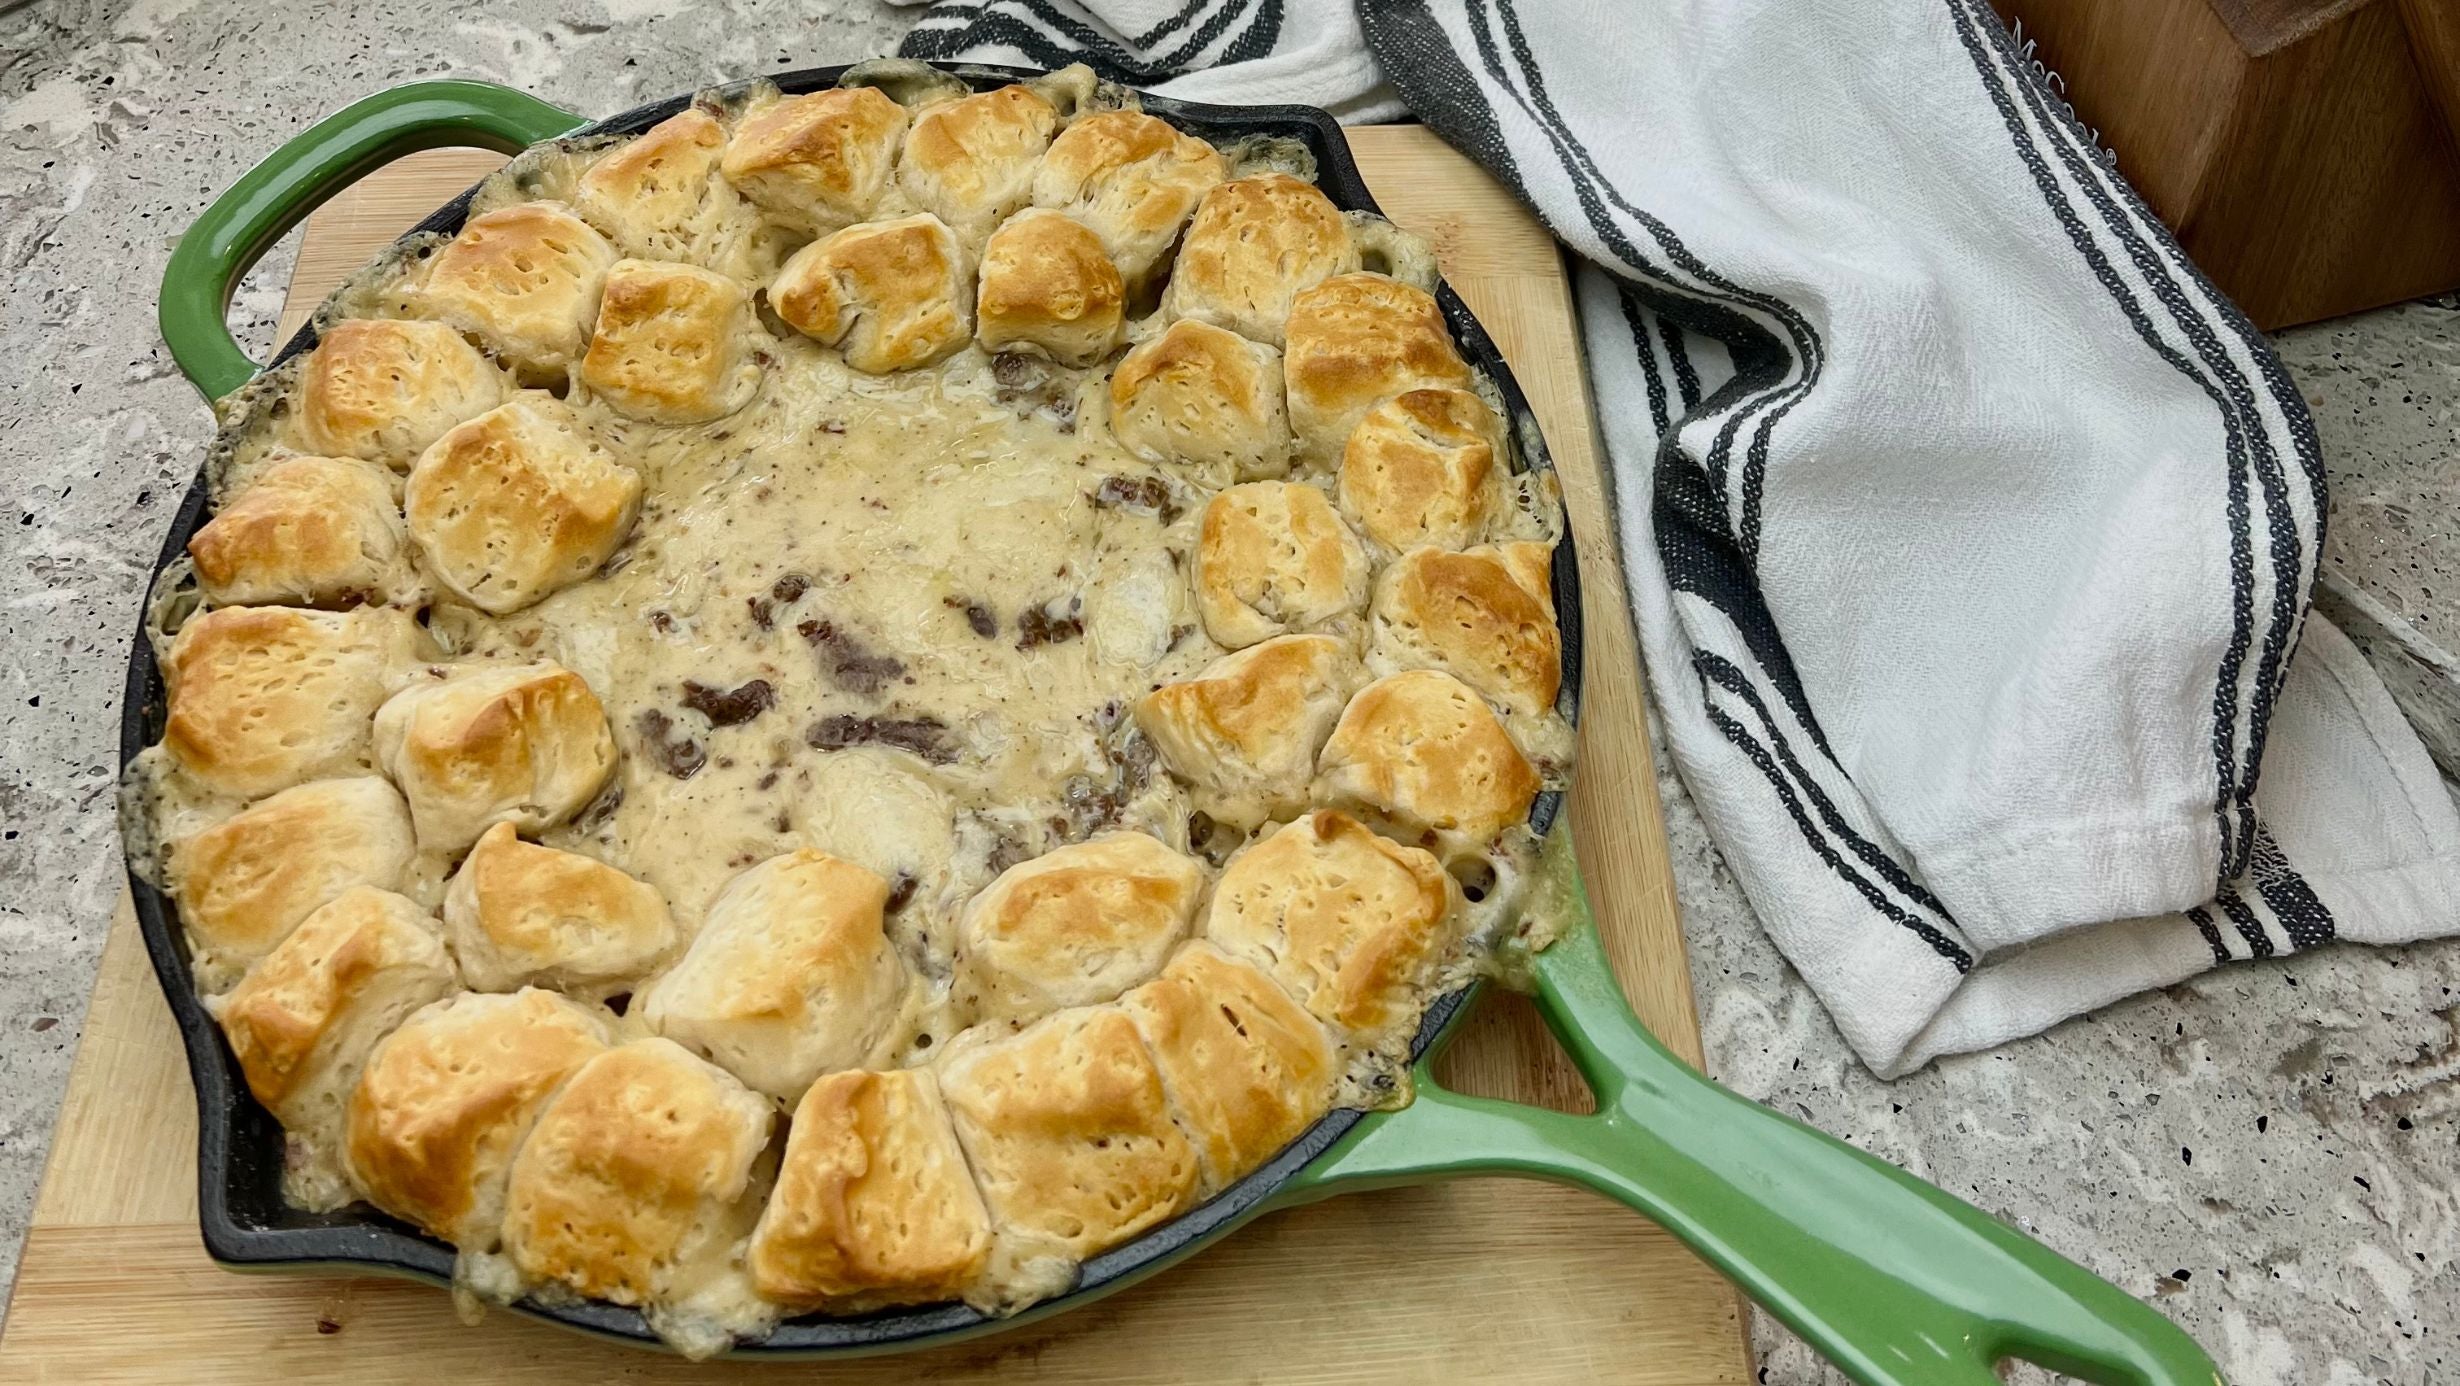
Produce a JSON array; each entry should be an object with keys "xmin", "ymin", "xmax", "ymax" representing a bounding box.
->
[{"xmin": 135, "ymin": 63, "xmax": 1570, "ymax": 1358}]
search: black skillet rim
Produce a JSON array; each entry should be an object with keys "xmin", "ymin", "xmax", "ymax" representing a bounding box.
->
[{"xmin": 118, "ymin": 59, "xmax": 1585, "ymax": 1356}]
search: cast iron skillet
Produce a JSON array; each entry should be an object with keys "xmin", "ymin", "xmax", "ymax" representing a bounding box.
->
[{"xmin": 131, "ymin": 63, "xmax": 2222, "ymax": 1386}]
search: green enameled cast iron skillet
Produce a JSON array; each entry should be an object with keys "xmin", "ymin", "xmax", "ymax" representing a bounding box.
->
[{"xmin": 131, "ymin": 66, "xmax": 2223, "ymax": 1386}]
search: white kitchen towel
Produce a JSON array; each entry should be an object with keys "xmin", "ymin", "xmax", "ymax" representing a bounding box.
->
[
  {"xmin": 897, "ymin": 0, "xmax": 1406, "ymax": 120},
  {"xmin": 896, "ymin": 0, "xmax": 2460, "ymax": 1076}
]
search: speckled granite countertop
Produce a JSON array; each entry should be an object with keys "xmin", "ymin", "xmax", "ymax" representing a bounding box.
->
[{"xmin": 1, "ymin": 2, "xmax": 2452, "ymax": 1379}]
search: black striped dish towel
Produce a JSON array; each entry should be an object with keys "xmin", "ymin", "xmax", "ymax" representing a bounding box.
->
[{"xmin": 895, "ymin": 0, "xmax": 2460, "ymax": 1076}]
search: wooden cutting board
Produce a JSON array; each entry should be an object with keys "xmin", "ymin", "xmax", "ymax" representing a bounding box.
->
[{"xmin": 0, "ymin": 125, "xmax": 1753, "ymax": 1385}]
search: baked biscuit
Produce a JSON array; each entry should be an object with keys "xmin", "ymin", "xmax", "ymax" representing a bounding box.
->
[
  {"xmin": 784, "ymin": 747, "xmax": 958, "ymax": 922},
  {"xmin": 771, "ymin": 213, "xmax": 972, "ymax": 374},
  {"xmin": 974, "ymin": 209, "xmax": 1124, "ymax": 365},
  {"xmin": 642, "ymin": 849, "xmax": 913, "ymax": 1101},
  {"xmin": 1202, "ymin": 810, "xmax": 1457, "ymax": 1041},
  {"xmin": 187, "ymin": 455, "xmax": 408, "ymax": 608},
  {"xmin": 296, "ymin": 318, "xmax": 506, "ymax": 469},
  {"xmin": 937, "ymin": 1006, "xmax": 1199, "ymax": 1272},
  {"xmin": 162, "ymin": 604, "xmax": 425, "ymax": 800},
  {"xmin": 1163, "ymin": 175, "xmax": 1360, "ymax": 346},
  {"xmin": 1031, "ymin": 110, "xmax": 1225, "ymax": 289},
  {"xmin": 500, "ymin": 1037, "xmax": 775, "ymax": 1313},
  {"xmin": 1337, "ymin": 387, "xmax": 1506, "ymax": 551},
  {"xmin": 168, "ymin": 777, "xmax": 415, "ymax": 991},
  {"xmin": 1314, "ymin": 670, "xmax": 1540, "ymax": 841},
  {"xmin": 898, "ymin": 83, "xmax": 1059, "ymax": 242},
  {"xmin": 1121, "ymin": 942, "xmax": 1334, "ymax": 1190},
  {"xmin": 572, "ymin": 107, "xmax": 729, "ymax": 261},
  {"xmin": 957, "ymin": 832, "xmax": 1203, "ymax": 1024},
  {"xmin": 1283, "ymin": 273, "xmax": 1472, "ymax": 460},
  {"xmin": 579, "ymin": 258, "xmax": 760, "ymax": 424},
  {"xmin": 416, "ymin": 201, "xmax": 617, "ymax": 381},
  {"xmin": 1369, "ymin": 542, "xmax": 1560, "ymax": 717},
  {"xmin": 404, "ymin": 391, "xmax": 642, "ymax": 614},
  {"xmin": 747, "ymin": 1067, "xmax": 991, "ymax": 1309},
  {"xmin": 443, "ymin": 822, "xmax": 676, "ymax": 995},
  {"xmin": 720, "ymin": 86, "xmax": 909, "ymax": 234},
  {"xmin": 210, "ymin": 887, "xmax": 456, "ymax": 1204},
  {"xmin": 347, "ymin": 988, "xmax": 612, "ymax": 1249},
  {"xmin": 373, "ymin": 661, "xmax": 617, "ymax": 854},
  {"xmin": 1194, "ymin": 481, "xmax": 1370, "ymax": 649},
  {"xmin": 1132, "ymin": 633, "xmax": 1361, "ymax": 831},
  {"xmin": 1108, "ymin": 319, "xmax": 1292, "ymax": 483}
]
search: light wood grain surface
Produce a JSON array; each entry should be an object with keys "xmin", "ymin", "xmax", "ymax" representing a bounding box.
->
[{"xmin": 1, "ymin": 126, "xmax": 1751, "ymax": 1384}]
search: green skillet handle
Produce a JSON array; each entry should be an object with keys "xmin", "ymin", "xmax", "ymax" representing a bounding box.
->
[
  {"xmin": 160, "ymin": 79, "xmax": 589, "ymax": 403},
  {"xmin": 1282, "ymin": 851, "xmax": 2222, "ymax": 1386}
]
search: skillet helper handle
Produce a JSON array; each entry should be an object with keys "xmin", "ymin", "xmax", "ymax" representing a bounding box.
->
[
  {"xmin": 1292, "ymin": 853, "xmax": 2222, "ymax": 1386},
  {"xmin": 159, "ymin": 79, "xmax": 588, "ymax": 403}
]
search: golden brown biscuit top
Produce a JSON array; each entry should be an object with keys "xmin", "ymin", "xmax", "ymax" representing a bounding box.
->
[
  {"xmin": 579, "ymin": 258, "xmax": 758, "ymax": 422},
  {"xmin": 1203, "ymin": 810, "xmax": 1457, "ymax": 1036},
  {"xmin": 900, "ymin": 84, "xmax": 1060, "ymax": 234},
  {"xmin": 686, "ymin": 849, "xmax": 890, "ymax": 1021},
  {"xmin": 168, "ymin": 776, "xmax": 415, "ymax": 984},
  {"xmin": 1034, "ymin": 109, "xmax": 1204, "ymax": 194},
  {"xmin": 415, "ymin": 201, "xmax": 616, "ymax": 377},
  {"xmin": 595, "ymin": 254, "xmax": 736, "ymax": 323},
  {"xmin": 576, "ymin": 107, "xmax": 728, "ymax": 236},
  {"xmin": 185, "ymin": 455, "xmax": 405, "ymax": 608},
  {"xmin": 1315, "ymin": 669, "xmax": 1540, "ymax": 841},
  {"xmin": 374, "ymin": 660, "xmax": 618, "ymax": 852},
  {"xmin": 346, "ymin": 988, "xmax": 611, "ymax": 1242},
  {"xmin": 404, "ymin": 391, "xmax": 642, "ymax": 614},
  {"xmin": 501, "ymin": 1036, "xmax": 773, "ymax": 1304},
  {"xmin": 214, "ymin": 886, "xmax": 448, "ymax": 1108},
  {"xmin": 1105, "ymin": 318, "xmax": 1293, "ymax": 482},
  {"xmin": 1284, "ymin": 273, "xmax": 1473, "ymax": 455},
  {"xmin": 1146, "ymin": 632, "xmax": 1353, "ymax": 741},
  {"xmin": 446, "ymin": 822, "xmax": 675, "ymax": 988},
  {"xmin": 636, "ymin": 846, "xmax": 916, "ymax": 1100},
  {"xmin": 380, "ymin": 663, "xmax": 609, "ymax": 780},
  {"xmin": 1195, "ymin": 481, "xmax": 1371, "ymax": 649},
  {"xmin": 1371, "ymin": 542, "xmax": 1561, "ymax": 716},
  {"xmin": 771, "ymin": 213, "xmax": 972, "ymax": 373},
  {"xmin": 1108, "ymin": 317, "xmax": 1275, "ymax": 417},
  {"xmin": 958, "ymin": 832, "xmax": 1202, "ymax": 1020},
  {"xmin": 974, "ymin": 209, "xmax": 1125, "ymax": 361},
  {"xmin": 722, "ymin": 86, "xmax": 909, "ymax": 231},
  {"xmin": 161, "ymin": 603, "xmax": 424, "ymax": 798},
  {"xmin": 1338, "ymin": 387, "xmax": 1505, "ymax": 551},
  {"xmin": 747, "ymin": 1067, "xmax": 991, "ymax": 1306},
  {"xmin": 451, "ymin": 823, "xmax": 657, "ymax": 958},
  {"xmin": 1121, "ymin": 942, "xmax": 1335, "ymax": 1185},
  {"xmin": 1130, "ymin": 632, "xmax": 1362, "ymax": 836},
  {"xmin": 1031, "ymin": 109, "xmax": 1226, "ymax": 283},
  {"xmin": 936, "ymin": 1006, "xmax": 1200, "ymax": 1260},
  {"xmin": 1166, "ymin": 174, "xmax": 1360, "ymax": 345},
  {"xmin": 422, "ymin": 201, "xmax": 613, "ymax": 303},
  {"xmin": 295, "ymin": 317, "xmax": 506, "ymax": 467}
]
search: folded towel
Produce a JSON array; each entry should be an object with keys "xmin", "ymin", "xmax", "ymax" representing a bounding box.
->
[
  {"xmin": 896, "ymin": 0, "xmax": 2460, "ymax": 1076},
  {"xmin": 898, "ymin": 0, "xmax": 1404, "ymax": 120}
]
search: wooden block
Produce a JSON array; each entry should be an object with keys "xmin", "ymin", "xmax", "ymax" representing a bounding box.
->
[
  {"xmin": 0, "ymin": 126, "xmax": 1752, "ymax": 1383},
  {"xmin": 1998, "ymin": 0, "xmax": 2460, "ymax": 328}
]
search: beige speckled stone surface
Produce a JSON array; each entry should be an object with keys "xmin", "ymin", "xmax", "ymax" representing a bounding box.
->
[
  {"xmin": 0, "ymin": 3, "xmax": 2452, "ymax": 1380},
  {"xmin": 2284, "ymin": 297, "xmax": 2460, "ymax": 643}
]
